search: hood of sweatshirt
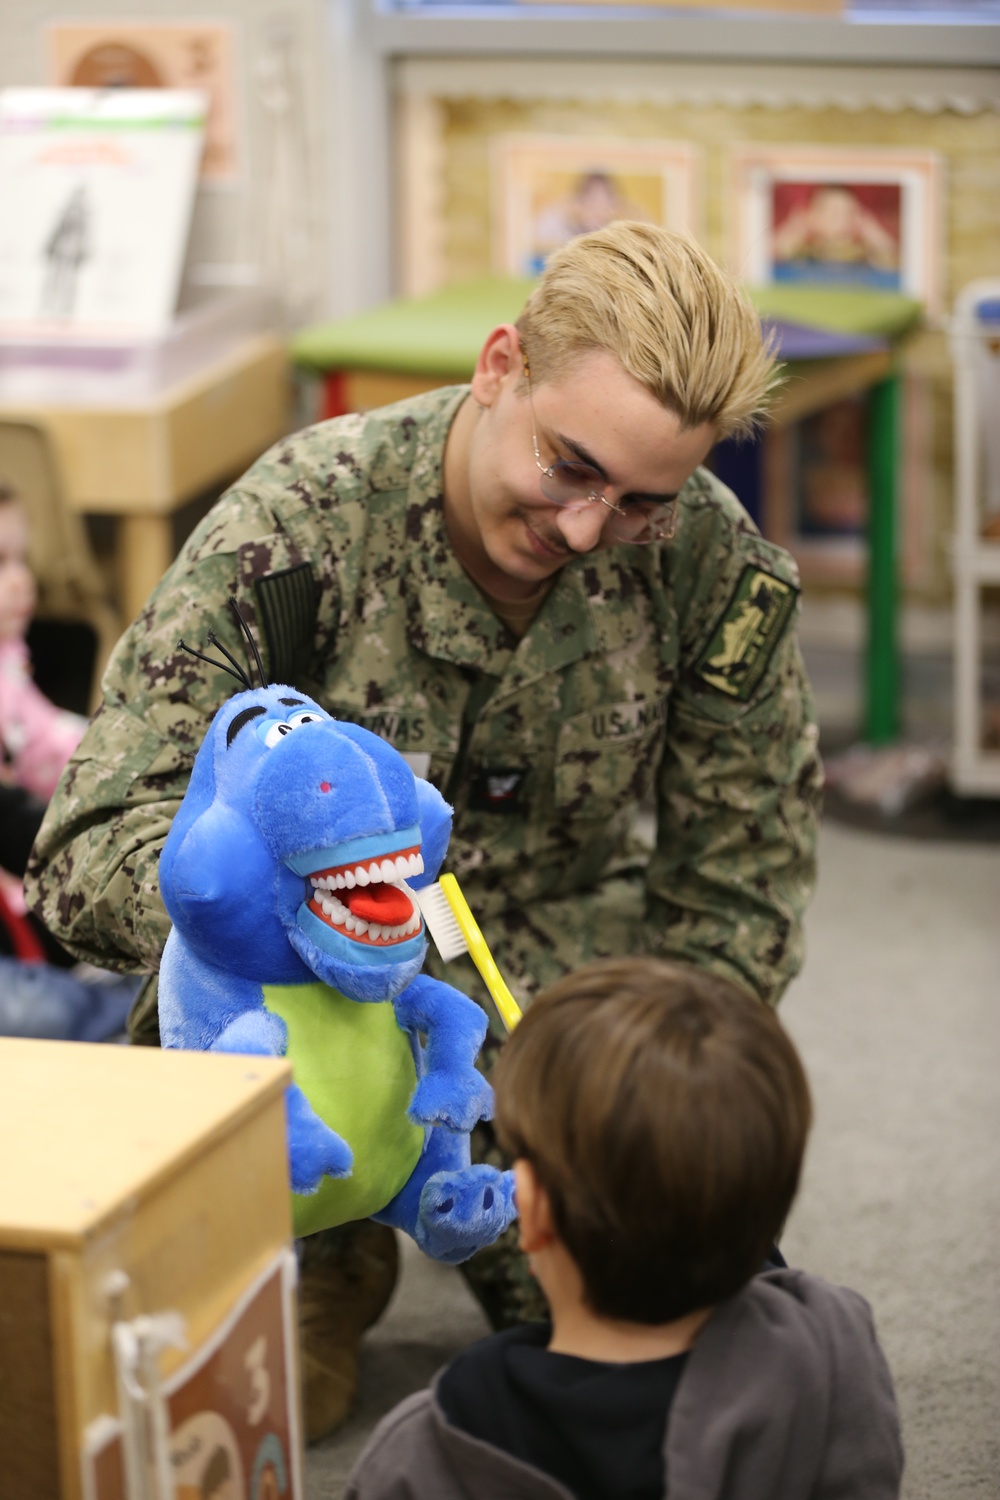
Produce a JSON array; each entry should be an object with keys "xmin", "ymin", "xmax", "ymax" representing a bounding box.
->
[{"xmin": 346, "ymin": 1269, "xmax": 903, "ymax": 1500}]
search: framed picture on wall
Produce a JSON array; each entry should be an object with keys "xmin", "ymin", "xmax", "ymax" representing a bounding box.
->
[
  {"xmin": 48, "ymin": 21, "xmax": 240, "ymax": 184},
  {"xmin": 492, "ymin": 134, "xmax": 701, "ymax": 278},
  {"xmin": 730, "ymin": 145, "xmax": 943, "ymax": 318}
]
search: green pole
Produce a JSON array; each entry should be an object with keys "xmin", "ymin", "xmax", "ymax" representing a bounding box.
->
[{"xmin": 865, "ymin": 373, "xmax": 900, "ymax": 744}]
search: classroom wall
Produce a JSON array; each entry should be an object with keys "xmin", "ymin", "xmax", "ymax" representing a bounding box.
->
[
  {"xmin": 394, "ymin": 57, "xmax": 1000, "ymax": 602},
  {"xmin": 401, "ymin": 66, "xmax": 999, "ymax": 301},
  {"xmin": 0, "ymin": 0, "xmax": 334, "ymax": 325},
  {"xmin": 1, "ymin": 13, "xmax": 994, "ymax": 603}
]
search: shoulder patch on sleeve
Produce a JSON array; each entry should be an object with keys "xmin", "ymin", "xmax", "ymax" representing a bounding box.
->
[{"xmin": 695, "ymin": 564, "xmax": 799, "ymax": 702}]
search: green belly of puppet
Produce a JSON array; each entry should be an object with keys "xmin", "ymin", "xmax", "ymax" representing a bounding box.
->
[{"xmin": 262, "ymin": 980, "xmax": 425, "ymax": 1239}]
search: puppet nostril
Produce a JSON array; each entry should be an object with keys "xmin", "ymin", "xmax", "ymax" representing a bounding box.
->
[{"xmin": 319, "ymin": 782, "xmax": 331, "ymax": 793}]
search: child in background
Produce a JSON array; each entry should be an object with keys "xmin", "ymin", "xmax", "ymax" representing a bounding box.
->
[
  {"xmin": 347, "ymin": 959, "xmax": 903, "ymax": 1500},
  {"xmin": 0, "ymin": 480, "xmax": 137, "ymax": 1039},
  {"xmin": 0, "ymin": 481, "xmax": 86, "ymax": 799}
]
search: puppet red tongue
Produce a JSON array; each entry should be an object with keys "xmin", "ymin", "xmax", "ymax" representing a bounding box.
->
[{"xmin": 346, "ymin": 883, "xmax": 413, "ymax": 926}]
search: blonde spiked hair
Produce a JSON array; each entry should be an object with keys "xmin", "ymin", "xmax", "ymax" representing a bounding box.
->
[{"xmin": 516, "ymin": 222, "xmax": 777, "ymax": 441}]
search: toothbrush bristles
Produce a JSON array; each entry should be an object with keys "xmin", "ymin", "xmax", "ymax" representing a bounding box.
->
[{"xmin": 413, "ymin": 883, "xmax": 468, "ymax": 962}]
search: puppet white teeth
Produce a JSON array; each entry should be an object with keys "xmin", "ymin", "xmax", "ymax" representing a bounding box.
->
[
  {"xmin": 348, "ymin": 857, "xmax": 409, "ymax": 887},
  {"xmin": 309, "ymin": 846, "xmax": 424, "ymax": 895},
  {"xmin": 317, "ymin": 892, "xmax": 348, "ymax": 923},
  {"xmin": 310, "ymin": 891, "xmax": 421, "ymax": 943}
]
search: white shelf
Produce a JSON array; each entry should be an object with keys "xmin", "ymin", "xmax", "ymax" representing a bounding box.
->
[
  {"xmin": 952, "ymin": 542, "xmax": 1000, "ymax": 584},
  {"xmin": 950, "ymin": 752, "xmax": 1000, "ymax": 798},
  {"xmin": 950, "ymin": 279, "xmax": 1000, "ymax": 798}
]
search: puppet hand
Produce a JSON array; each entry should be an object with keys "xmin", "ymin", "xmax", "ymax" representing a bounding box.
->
[
  {"xmin": 286, "ymin": 1082, "xmax": 353, "ymax": 1194},
  {"xmin": 407, "ymin": 1067, "xmax": 493, "ymax": 1133},
  {"xmin": 415, "ymin": 1164, "xmax": 517, "ymax": 1265}
]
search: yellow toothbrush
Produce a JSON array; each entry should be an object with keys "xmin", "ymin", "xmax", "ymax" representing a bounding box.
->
[{"xmin": 413, "ymin": 873, "xmax": 522, "ymax": 1032}]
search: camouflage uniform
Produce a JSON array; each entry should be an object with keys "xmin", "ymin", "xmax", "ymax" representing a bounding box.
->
[{"xmin": 26, "ymin": 385, "xmax": 821, "ymax": 1325}]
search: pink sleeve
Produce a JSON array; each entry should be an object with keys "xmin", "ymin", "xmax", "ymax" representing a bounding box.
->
[{"xmin": 0, "ymin": 639, "xmax": 87, "ymax": 800}]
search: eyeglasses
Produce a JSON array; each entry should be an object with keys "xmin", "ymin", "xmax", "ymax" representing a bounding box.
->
[{"xmin": 522, "ymin": 356, "xmax": 677, "ymax": 546}]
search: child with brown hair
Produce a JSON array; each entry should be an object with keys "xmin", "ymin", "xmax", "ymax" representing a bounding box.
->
[{"xmin": 346, "ymin": 958, "xmax": 903, "ymax": 1500}]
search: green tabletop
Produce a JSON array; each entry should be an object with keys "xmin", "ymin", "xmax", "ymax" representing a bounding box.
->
[
  {"xmin": 749, "ymin": 284, "xmax": 923, "ymax": 341},
  {"xmin": 292, "ymin": 277, "xmax": 537, "ymax": 377},
  {"xmin": 291, "ymin": 277, "xmax": 922, "ymax": 377}
]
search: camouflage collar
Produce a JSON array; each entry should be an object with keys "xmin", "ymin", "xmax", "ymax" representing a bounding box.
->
[{"xmin": 401, "ymin": 387, "xmax": 510, "ymax": 674}]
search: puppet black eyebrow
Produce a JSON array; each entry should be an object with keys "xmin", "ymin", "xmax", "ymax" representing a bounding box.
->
[
  {"xmin": 278, "ymin": 697, "xmax": 304, "ymax": 707},
  {"xmin": 226, "ymin": 704, "xmax": 267, "ymax": 747}
]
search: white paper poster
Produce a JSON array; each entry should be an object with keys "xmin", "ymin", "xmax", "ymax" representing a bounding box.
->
[{"xmin": 0, "ymin": 88, "xmax": 205, "ymax": 337}]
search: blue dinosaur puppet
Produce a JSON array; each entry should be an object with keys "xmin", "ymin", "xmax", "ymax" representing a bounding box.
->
[{"xmin": 157, "ymin": 665, "xmax": 516, "ymax": 1266}]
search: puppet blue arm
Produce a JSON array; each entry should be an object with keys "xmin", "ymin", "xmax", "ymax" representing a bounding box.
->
[
  {"xmin": 392, "ymin": 973, "xmax": 493, "ymax": 1132},
  {"xmin": 159, "ymin": 932, "xmax": 277, "ymax": 1052},
  {"xmin": 159, "ymin": 935, "xmax": 352, "ymax": 1192},
  {"xmin": 211, "ymin": 1002, "xmax": 354, "ymax": 1192}
]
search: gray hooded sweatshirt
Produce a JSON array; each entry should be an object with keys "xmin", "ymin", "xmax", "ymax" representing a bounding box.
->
[{"xmin": 345, "ymin": 1269, "xmax": 903, "ymax": 1500}]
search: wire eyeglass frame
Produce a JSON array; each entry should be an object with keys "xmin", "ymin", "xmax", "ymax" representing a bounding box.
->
[{"xmin": 521, "ymin": 354, "xmax": 677, "ymax": 545}]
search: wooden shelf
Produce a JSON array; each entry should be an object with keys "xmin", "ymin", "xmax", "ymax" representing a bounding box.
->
[{"xmin": 0, "ymin": 1041, "xmax": 295, "ymax": 1500}]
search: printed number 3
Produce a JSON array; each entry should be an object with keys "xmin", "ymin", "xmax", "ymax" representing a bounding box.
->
[{"xmin": 245, "ymin": 1335, "xmax": 269, "ymax": 1423}]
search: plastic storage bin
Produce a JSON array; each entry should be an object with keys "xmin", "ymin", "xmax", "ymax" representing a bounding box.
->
[{"xmin": 0, "ymin": 284, "xmax": 278, "ymax": 406}]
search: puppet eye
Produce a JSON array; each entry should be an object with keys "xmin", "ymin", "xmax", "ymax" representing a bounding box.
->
[
  {"xmin": 259, "ymin": 708, "xmax": 328, "ymax": 747},
  {"xmin": 262, "ymin": 719, "xmax": 295, "ymax": 748}
]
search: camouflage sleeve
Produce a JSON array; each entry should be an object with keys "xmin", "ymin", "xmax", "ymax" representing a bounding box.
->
[
  {"xmin": 646, "ymin": 496, "xmax": 823, "ymax": 1007},
  {"xmin": 24, "ymin": 485, "xmax": 331, "ymax": 971}
]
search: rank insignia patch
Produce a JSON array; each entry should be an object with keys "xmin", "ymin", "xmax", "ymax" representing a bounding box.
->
[
  {"xmin": 469, "ymin": 769, "xmax": 527, "ymax": 814},
  {"xmin": 695, "ymin": 565, "xmax": 798, "ymax": 702}
]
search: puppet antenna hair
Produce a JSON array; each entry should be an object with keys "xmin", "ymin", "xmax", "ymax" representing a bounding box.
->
[
  {"xmin": 228, "ymin": 596, "xmax": 268, "ymax": 687},
  {"xmin": 205, "ymin": 629, "xmax": 255, "ymax": 690},
  {"xmin": 175, "ymin": 598, "xmax": 268, "ymax": 691},
  {"xmin": 176, "ymin": 638, "xmax": 254, "ymax": 689}
]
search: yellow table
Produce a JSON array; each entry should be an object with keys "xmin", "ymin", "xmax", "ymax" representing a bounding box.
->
[
  {"xmin": 0, "ymin": 1037, "xmax": 298, "ymax": 1500},
  {"xmin": 0, "ymin": 333, "xmax": 292, "ymax": 623}
]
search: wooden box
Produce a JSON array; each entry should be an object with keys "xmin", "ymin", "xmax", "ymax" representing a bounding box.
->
[{"xmin": 0, "ymin": 1038, "xmax": 297, "ymax": 1500}]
